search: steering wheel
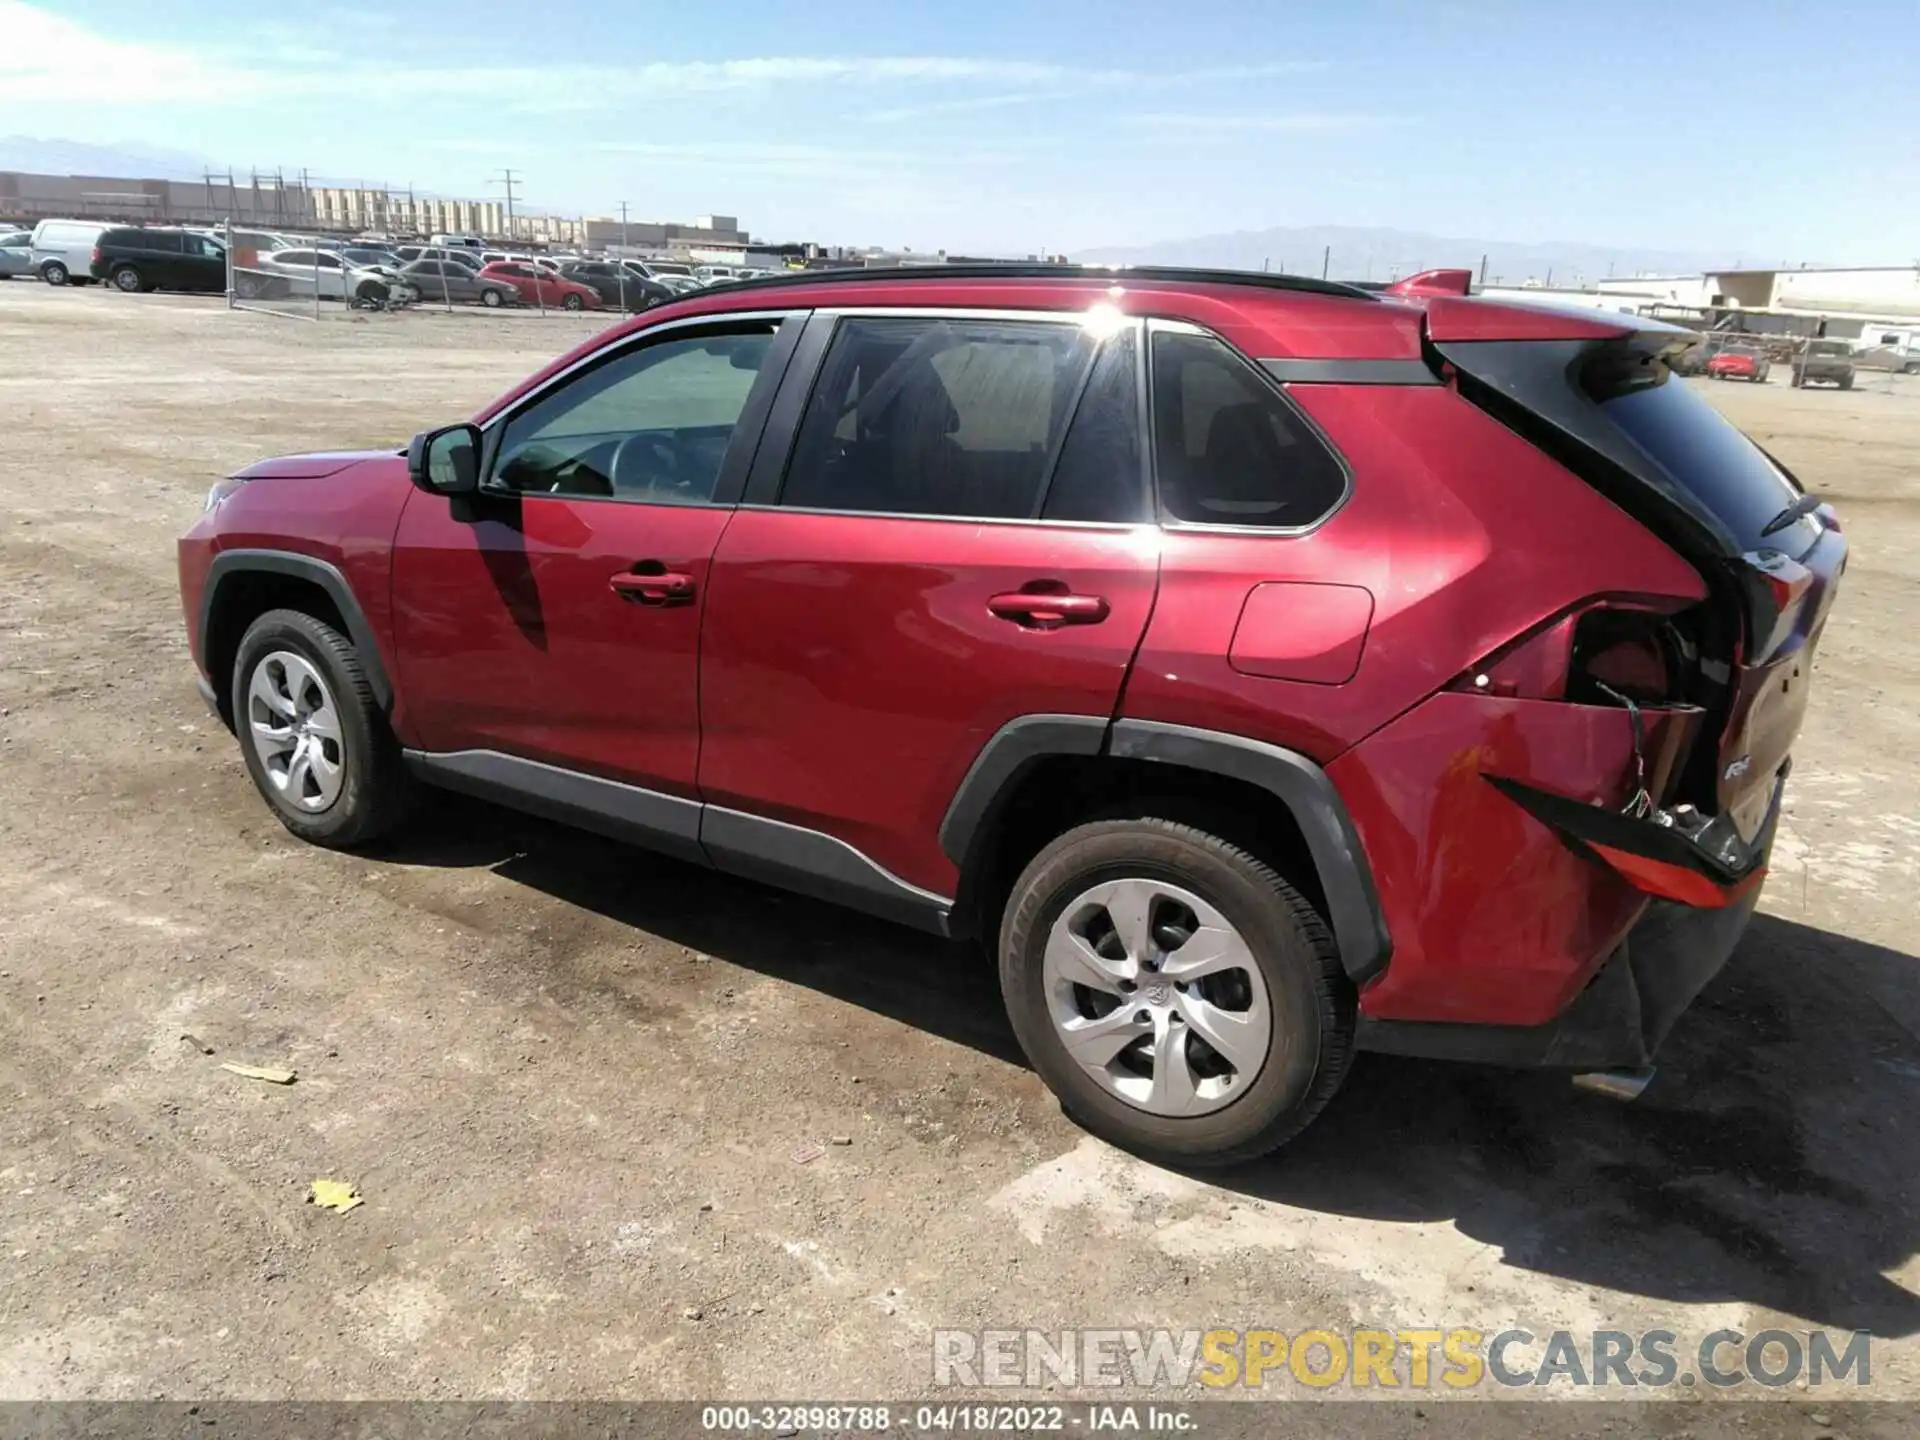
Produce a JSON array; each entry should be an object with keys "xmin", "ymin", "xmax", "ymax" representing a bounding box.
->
[{"xmin": 609, "ymin": 432, "xmax": 680, "ymax": 499}]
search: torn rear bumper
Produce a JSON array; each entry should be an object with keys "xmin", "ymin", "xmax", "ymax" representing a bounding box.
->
[{"xmin": 1356, "ymin": 777, "xmax": 1783, "ymax": 1070}]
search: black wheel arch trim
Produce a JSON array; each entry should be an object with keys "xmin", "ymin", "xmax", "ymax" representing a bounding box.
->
[
  {"xmin": 938, "ymin": 714, "xmax": 1391, "ymax": 984},
  {"xmin": 200, "ymin": 549, "xmax": 394, "ymax": 710},
  {"xmin": 1105, "ymin": 720, "xmax": 1391, "ymax": 985}
]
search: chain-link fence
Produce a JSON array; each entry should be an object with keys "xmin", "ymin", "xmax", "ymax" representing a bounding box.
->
[{"xmin": 223, "ymin": 221, "xmax": 669, "ymax": 325}]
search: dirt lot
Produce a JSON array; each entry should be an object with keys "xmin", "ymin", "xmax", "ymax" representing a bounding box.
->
[{"xmin": 2, "ymin": 283, "xmax": 1917, "ymax": 1419}]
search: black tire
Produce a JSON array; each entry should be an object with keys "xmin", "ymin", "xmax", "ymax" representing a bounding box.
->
[
  {"xmin": 1840, "ymin": 375, "xmax": 1855, "ymax": 390},
  {"xmin": 111, "ymin": 265, "xmax": 143, "ymax": 293},
  {"xmin": 562, "ymin": 293, "xmax": 584, "ymax": 312},
  {"xmin": 40, "ymin": 260, "xmax": 69, "ymax": 286},
  {"xmin": 230, "ymin": 608, "xmax": 412, "ymax": 848},
  {"xmin": 999, "ymin": 818, "xmax": 1355, "ymax": 1167},
  {"xmin": 1903, "ymin": 362, "xmax": 1920, "ymax": 376},
  {"xmin": 481, "ymin": 287, "xmax": 504, "ymax": 308}
]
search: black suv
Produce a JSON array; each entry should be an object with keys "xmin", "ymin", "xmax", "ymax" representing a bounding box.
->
[
  {"xmin": 90, "ymin": 227, "xmax": 227, "ymax": 294},
  {"xmin": 557, "ymin": 260, "xmax": 670, "ymax": 311}
]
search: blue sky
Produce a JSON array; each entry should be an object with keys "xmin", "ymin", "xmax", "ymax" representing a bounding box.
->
[{"xmin": 4, "ymin": 0, "xmax": 1916, "ymax": 257}]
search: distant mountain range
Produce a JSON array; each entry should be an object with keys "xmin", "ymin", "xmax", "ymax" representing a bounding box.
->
[
  {"xmin": 1075, "ymin": 224, "xmax": 1751, "ymax": 286},
  {"xmin": 0, "ymin": 136, "xmax": 212, "ymax": 183}
]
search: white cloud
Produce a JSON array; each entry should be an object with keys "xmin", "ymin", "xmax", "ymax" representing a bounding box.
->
[
  {"xmin": 1124, "ymin": 112, "xmax": 1401, "ymax": 133},
  {"xmin": 0, "ymin": 0, "xmax": 1327, "ymax": 120}
]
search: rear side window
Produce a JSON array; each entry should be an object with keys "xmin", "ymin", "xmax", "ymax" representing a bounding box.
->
[
  {"xmin": 1149, "ymin": 330, "xmax": 1347, "ymax": 528},
  {"xmin": 781, "ymin": 316, "xmax": 1098, "ymax": 520},
  {"xmin": 1590, "ymin": 366, "xmax": 1806, "ymax": 547},
  {"xmin": 142, "ymin": 231, "xmax": 184, "ymax": 253}
]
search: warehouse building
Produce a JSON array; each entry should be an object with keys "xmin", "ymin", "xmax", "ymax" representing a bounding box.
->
[{"xmin": 1594, "ymin": 265, "xmax": 1920, "ymax": 344}]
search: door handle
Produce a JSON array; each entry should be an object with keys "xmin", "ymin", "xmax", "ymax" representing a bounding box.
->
[
  {"xmin": 610, "ymin": 567, "xmax": 696, "ymax": 606},
  {"xmin": 987, "ymin": 590, "xmax": 1110, "ymax": 628}
]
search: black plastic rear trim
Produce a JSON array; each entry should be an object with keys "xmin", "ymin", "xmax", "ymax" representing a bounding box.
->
[{"xmin": 1107, "ymin": 719, "xmax": 1391, "ymax": 985}]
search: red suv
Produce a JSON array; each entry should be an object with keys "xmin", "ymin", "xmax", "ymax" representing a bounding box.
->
[{"xmin": 178, "ymin": 265, "xmax": 1843, "ymax": 1164}]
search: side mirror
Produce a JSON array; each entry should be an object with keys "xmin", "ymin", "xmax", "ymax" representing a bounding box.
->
[{"xmin": 407, "ymin": 423, "xmax": 482, "ymax": 495}]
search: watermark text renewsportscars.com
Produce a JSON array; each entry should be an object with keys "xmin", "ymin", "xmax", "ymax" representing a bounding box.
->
[{"xmin": 931, "ymin": 1327, "xmax": 1873, "ymax": 1391}]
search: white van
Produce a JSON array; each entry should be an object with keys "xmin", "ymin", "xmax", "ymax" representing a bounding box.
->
[
  {"xmin": 29, "ymin": 219, "xmax": 110, "ymax": 286},
  {"xmin": 428, "ymin": 233, "xmax": 484, "ymax": 251}
]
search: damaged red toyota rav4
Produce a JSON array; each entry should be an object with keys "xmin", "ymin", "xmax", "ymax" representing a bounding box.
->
[{"xmin": 178, "ymin": 265, "xmax": 1843, "ymax": 1165}]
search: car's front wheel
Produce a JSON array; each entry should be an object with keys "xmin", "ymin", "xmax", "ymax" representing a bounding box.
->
[
  {"xmin": 562, "ymin": 293, "xmax": 584, "ymax": 311},
  {"xmin": 481, "ymin": 287, "xmax": 504, "ymax": 308},
  {"xmin": 231, "ymin": 609, "xmax": 412, "ymax": 848},
  {"xmin": 999, "ymin": 819, "xmax": 1354, "ymax": 1166}
]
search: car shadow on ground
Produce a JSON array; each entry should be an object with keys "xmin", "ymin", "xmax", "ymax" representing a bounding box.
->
[{"xmin": 376, "ymin": 795, "xmax": 1920, "ymax": 1338}]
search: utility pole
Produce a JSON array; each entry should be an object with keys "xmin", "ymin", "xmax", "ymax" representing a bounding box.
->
[
  {"xmin": 493, "ymin": 169, "xmax": 520, "ymax": 242},
  {"xmin": 1478, "ymin": 252, "xmax": 1488, "ymax": 286},
  {"xmin": 618, "ymin": 201, "xmax": 631, "ymax": 311},
  {"xmin": 1321, "ymin": 244, "xmax": 1330, "ymax": 280}
]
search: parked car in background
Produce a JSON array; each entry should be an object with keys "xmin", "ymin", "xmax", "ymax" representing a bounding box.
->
[
  {"xmin": 557, "ymin": 260, "xmax": 669, "ymax": 311},
  {"xmin": 1705, "ymin": 346, "xmax": 1770, "ymax": 383},
  {"xmin": 177, "ymin": 264, "xmax": 1843, "ymax": 1165},
  {"xmin": 398, "ymin": 258, "xmax": 519, "ymax": 307},
  {"xmin": 236, "ymin": 247, "xmax": 416, "ymax": 305},
  {"xmin": 621, "ymin": 258, "xmax": 694, "ymax": 280},
  {"xmin": 29, "ymin": 219, "xmax": 109, "ymax": 285},
  {"xmin": 477, "ymin": 261, "xmax": 601, "ymax": 311},
  {"xmin": 1791, "ymin": 339, "xmax": 1856, "ymax": 389},
  {"xmin": 1851, "ymin": 341, "xmax": 1920, "ymax": 375},
  {"xmin": 89, "ymin": 227, "xmax": 228, "ymax": 294},
  {"xmin": 338, "ymin": 245, "xmax": 403, "ymax": 268},
  {"xmin": 0, "ymin": 228, "xmax": 33, "ymax": 278},
  {"xmin": 650, "ymin": 273, "xmax": 705, "ymax": 297},
  {"xmin": 395, "ymin": 245, "xmax": 484, "ymax": 271},
  {"xmin": 693, "ymin": 264, "xmax": 739, "ymax": 284}
]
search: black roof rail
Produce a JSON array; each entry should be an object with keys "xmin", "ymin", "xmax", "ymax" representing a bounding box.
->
[{"xmin": 690, "ymin": 263, "xmax": 1377, "ymax": 302}]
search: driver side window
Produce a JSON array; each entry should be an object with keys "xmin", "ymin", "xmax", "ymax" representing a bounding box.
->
[{"xmin": 489, "ymin": 325, "xmax": 779, "ymax": 504}]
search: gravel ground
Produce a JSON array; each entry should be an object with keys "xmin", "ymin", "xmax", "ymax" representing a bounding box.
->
[{"xmin": 1, "ymin": 284, "xmax": 1916, "ymax": 1424}]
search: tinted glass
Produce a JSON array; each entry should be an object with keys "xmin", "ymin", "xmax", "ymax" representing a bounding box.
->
[
  {"xmin": 782, "ymin": 316, "xmax": 1097, "ymax": 519},
  {"xmin": 145, "ymin": 231, "xmax": 185, "ymax": 253},
  {"xmin": 1150, "ymin": 330, "xmax": 1346, "ymax": 528},
  {"xmin": 491, "ymin": 327, "xmax": 777, "ymax": 504},
  {"xmin": 1593, "ymin": 367, "xmax": 1810, "ymax": 549},
  {"xmin": 1043, "ymin": 330, "xmax": 1144, "ymax": 523}
]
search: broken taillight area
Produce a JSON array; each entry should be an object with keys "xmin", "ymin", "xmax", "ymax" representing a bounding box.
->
[
  {"xmin": 1455, "ymin": 598, "xmax": 1767, "ymax": 908},
  {"xmin": 1486, "ymin": 774, "xmax": 1771, "ymax": 909}
]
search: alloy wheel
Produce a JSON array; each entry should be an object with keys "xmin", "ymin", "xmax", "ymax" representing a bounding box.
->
[
  {"xmin": 246, "ymin": 650, "xmax": 345, "ymax": 812},
  {"xmin": 1042, "ymin": 877, "xmax": 1272, "ymax": 1117}
]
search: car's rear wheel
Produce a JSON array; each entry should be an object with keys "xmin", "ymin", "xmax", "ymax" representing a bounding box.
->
[
  {"xmin": 111, "ymin": 265, "xmax": 143, "ymax": 293},
  {"xmin": 40, "ymin": 260, "xmax": 69, "ymax": 286},
  {"xmin": 999, "ymin": 819, "xmax": 1354, "ymax": 1166},
  {"xmin": 562, "ymin": 293, "xmax": 584, "ymax": 312},
  {"xmin": 231, "ymin": 609, "xmax": 412, "ymax": 848}
]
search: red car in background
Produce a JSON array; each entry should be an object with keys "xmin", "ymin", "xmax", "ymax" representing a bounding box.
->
[
  {"xmin": 1705, "ymin": 346, "xmax": 1770, "ymax": 382},
  {"xmin": 477, "ymin": 261, "xmax": 603, "ymax": 312}
]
